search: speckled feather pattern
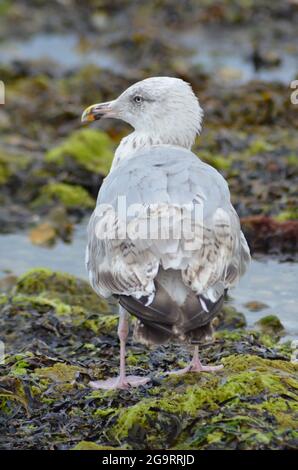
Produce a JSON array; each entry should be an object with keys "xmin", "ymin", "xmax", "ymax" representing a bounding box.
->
[{"xmin": 86, "ymin": 146, "xmax": 250, "ymax": 306}]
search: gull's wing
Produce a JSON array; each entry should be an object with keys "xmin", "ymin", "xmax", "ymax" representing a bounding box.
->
[{"xmin": 86, "ymin": 145, "xmax": 250, "ymax": 305}]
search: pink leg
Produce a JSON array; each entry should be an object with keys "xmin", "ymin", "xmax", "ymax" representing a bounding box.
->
[
  {"xmin": 167, "ymin": 345, "xmax": 223, "ymax": 376},
  {"xmin": 89, "ymin": 307, "xmax": 150, "ymax": 390}
]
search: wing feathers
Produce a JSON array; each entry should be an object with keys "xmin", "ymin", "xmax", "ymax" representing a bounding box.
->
[{"xmin": 87, "ymin": 146, "xmax": 250, "ymax": 307}]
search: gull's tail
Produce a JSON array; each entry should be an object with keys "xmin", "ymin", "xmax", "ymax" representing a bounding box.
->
[{"xmin": 118, "ymin": 269, "xmax": 225, "ymax": 347}]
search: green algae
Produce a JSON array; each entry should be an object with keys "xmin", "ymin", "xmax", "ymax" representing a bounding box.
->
[
  {"xmin": 109, "ymin": 354, "xmax": 298, "ymax": 449},
  {"xmin": 199, "ymin": 150, "xmax": 233, "ymax": 171},
  {"xmin": 0, "ymin": 154, "xmax": 11, "ymax": 184},
  {"xmin": 215, "ymin": 305, "xmax": 247, "ymax": 330},
  {"xmin": 73, "ymin": 441, "xmax": 121, "ymax": 450},
  {"xmin": 0, "ymin": 377, "xmax": 30, "ymax": 416},
  {"xmin": 34, "ymin": 363, "xmax": 84, "ymax": 383},
  {"xmin": 0, "ymin": 293, "xmax": 8, "ymax": 305},
  {"xmin": 82, "ymin": 314, "xmax": 118, "ymax": 335},
  {"xmin": 14, "ymin": 268, "xmax": 109, "ymax": 314},
  {"xmin": 10, "ymin": 353, "xmax": 32, "ymax": 376},
  {"xmin": 255, "ymin": 315, "xmax": 285, "ymax": 336},
  {"xmin": 274, "ymin": 208, "xmax": 298, "ymax": 222},
  {"xmin": 32, "ymin": 182, "xmax": 94, "ymax": 210},
  {"xmin": 0, "ymin": 149, "xmax": 31, "ymax": 185},
  {"xmin": 1, "ymin": 270, "xmax": 297, "ymax": 449},
  {"xmin": 45, "ymin": 128, "xmax": 114, "ymax": 176},
  {"xmin": 247, "ymin": 139, "xmax": 274, "ymax": 155},
  {"xmin": 7, "ymin": 292, "xmax": 117, "ymax": 336}
]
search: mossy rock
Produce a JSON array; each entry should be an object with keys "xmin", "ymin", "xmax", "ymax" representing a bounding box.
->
[
  {"xmin": 7, "ymin": 293, "xmax": 117, "ymax": 335},
  {"xmin": 109, "ymin": 354, "xmax": 298, "ymax": 449},
  {"xmin": 255, "ymin": 315, "xmax": 285, "ymax": 336},
  {"xmin": 45, "ymin": 128, "xmax": 114, "ymax": 176},
  {"xmin": 32, "ymin": 182, "xmax": 94, "ymax": 210},
  {"xmin": 0, "ymin": 148, "xmax": 31, "ymax": 185},
  {"xmin": 214, "ymin": 305, "xmax": 247, "ymax": 330},
  {"xmin": 14, "ymin": 268, "xmax": 110, "ymax": 314},
  {"xmin": 1, "ymin": 315, "xmax": 297, "ymax": 449}
]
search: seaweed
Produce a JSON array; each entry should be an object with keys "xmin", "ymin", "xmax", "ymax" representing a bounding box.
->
[{"xmin": 0, "ymin": 271, "xmax": 296, "ymax": 450}]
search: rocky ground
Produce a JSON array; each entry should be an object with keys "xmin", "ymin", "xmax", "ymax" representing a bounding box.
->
[
  {"xmin": 0, "ymin": 0, "xmax": 297, "ymax": 256},
  {"xmin": 0, "ymin": 269, "xmax": 297, "ymax": 450},
  {"xmin": 0, "ymin": 0, "xmax": 297, "ymax": 450}
]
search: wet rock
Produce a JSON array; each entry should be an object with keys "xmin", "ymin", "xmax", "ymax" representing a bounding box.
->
[
  {"xmin": 250, "ymin": 46, "xmax": 282, "ymax": 71},
  {"xmin": 214, "ymin": 305, "xmax": 247, "ymax": 330},
  {"xmin": 244, "ymin": 301, "xmax": 269, "ymax": 312},
  {"xmin": 14, "ymin": 268, "xmax": 109, "ymax": 313},
  {"xmin": 32, "ymin": 182, "xmax": 94, "ymax": 212},
  {"xmin": 44, "ymin": 129, "xmax": 114, "ymax": 197},
  {"xmin": 0, "ymin": 269, "xmax": 296, "ymax": 449},
  {"xmin": 0, "ymin": 148, "xmax": 31, "ymax": 187},
  {"xmin": 1, "ymin": 55, "xmax": 297, "ymax": 253},
  {"xmin": 0, "ymin": 204, "xmax": 35, "ymax": 233},
  {"xmin": 255, "ymin": 315, "xmax": 285, "ymax": 337},
  {"xmin": 0, "ymin": 274, "xmax": 18, "ymax": 293},
  {"xmin": 108, "ymin": 354, "xmax": 297, "ymax": 450},
  {"xmin": 241, "ymin": 216, "xmax": 298, "ymax": 257},
  {"xmin": 47, "ymin": 206, "xmax": 74, "ymax": 243},
  {"xmin": 29, "ymin": 222, "xmax": 57, "ymax": 247}
]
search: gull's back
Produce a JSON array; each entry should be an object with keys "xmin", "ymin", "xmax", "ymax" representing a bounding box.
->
[{"xmin": 86, "ymin": 145, "xmax": 250, "ymax": 345}]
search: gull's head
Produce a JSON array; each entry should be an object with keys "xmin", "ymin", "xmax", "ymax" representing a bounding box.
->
[{"xmin": 82, "ymin": 77, "xmax": 203, "ymax": 148}]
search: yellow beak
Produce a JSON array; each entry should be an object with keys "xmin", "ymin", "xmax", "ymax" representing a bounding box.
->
[{"xmin": 81, "ymin": 101, "xmax": 114, "ymax": 123}]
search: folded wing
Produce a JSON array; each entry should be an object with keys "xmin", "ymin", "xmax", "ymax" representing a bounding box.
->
[{"xmin": 86, "ymin": 146, "xmax": 250, "ymax": 314}]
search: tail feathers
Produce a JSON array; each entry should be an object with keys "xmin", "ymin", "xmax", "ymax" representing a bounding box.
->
[
  {"xmin": 119, "ymin": 280, "xmax": 181, "ymax": 328},
  {"xmin": 182, "ymin": 293, "xmax": 225, "ymax": 333},
  {"xmin": 118, "ymin": 280, "xmax": 225, "ymax": 346},
  {"xmin": 133, "ymin": 319, "xmax": 173, "ymax": 346}
]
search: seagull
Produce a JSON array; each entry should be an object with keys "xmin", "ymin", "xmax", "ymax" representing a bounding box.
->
[{"xmin": 82, "ymin": 77, "xmax": 250, "ymax": 390}]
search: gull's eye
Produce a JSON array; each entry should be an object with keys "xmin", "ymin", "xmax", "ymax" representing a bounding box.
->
[{"xmin": 133, "ymin": 95, "xmax": 143, "ymax": 104}]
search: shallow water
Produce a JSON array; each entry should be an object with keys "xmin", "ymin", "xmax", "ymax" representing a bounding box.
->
[
  {"xmin": 0, "ymin": 33, "xmax": 126, "ymax": 74},
  {"xmin": 0, "ymin": 223, "xmax": 297, "ymax": 339},
  {"xmin": 0, "ymin": 27, "xmax": 297, "ymax": 84},
  {"xmin": 179, "ymin": 25, "xmax": 298, "ymax": 85}
]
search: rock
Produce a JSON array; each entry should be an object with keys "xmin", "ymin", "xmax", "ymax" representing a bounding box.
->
[
  {"xmin": 0, "ymin": 148, "xmax": 31, "ymax": 186},
  {"xmin": 108, "ymin": 354, "xmax": 298, "ymax": 450},
  {"xmin": 14, "ymin": 268, "xmax": 110, "ymax": 313},
  {"xmin": 32, "ymin": 182, "xmax": 94, "ymax": 212},
  {"xmin": 214, "ymin": 305, "xmax": 247, "ymax": 330},
  {"xmin": 241, "ymin": 216, "xmax": 298, "ymax": 256},
  {"xmin": 0, "ymin": 274, "xmax": 18, "ymax": 293},
  {"xmin": 244, "ymin": 301, "xmax": 269, "ymax": 312},
  {"xmin": 47, "ymin": 206, "xmax": 74, "ymax": 243},
  {"xmin": 29, "ymin": 222, "xmax": 57, "ymax": 247},
  {"xmin": 0, "ymin": 268, "xmax": 297, "ymax": 450},
  {"xmin": 255, "ymin": 315, "xmax": 285, "ymax": 336},
  {"xmin": 44, "ymin": 129, "xmax": 114, "ymax": 197},
  {"xmin": 217, "ymin": 67, "xmax": 243, "ymax": 82},
  {"xmin": 250, "ymin": 46, "xmax": 282, "ymax": 70}
]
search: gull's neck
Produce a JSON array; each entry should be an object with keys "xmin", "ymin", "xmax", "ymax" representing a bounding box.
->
[{"xmin": 110, "ymin": 131, "xmax": 192, "ymax": 171}]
